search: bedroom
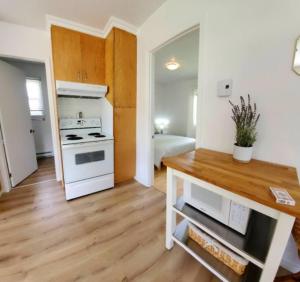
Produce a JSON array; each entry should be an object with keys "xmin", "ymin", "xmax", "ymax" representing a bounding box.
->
[{"xmin": 153, "ymin": 28, "xmax": 199, "ymax": 192}]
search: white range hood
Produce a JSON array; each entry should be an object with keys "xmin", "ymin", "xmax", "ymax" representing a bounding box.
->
[{"xmin": 56, "ymin": 80, "xmax": 107, "ymax": 98}]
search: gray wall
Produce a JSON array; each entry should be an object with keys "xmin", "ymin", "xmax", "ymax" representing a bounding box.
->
[{"xmin": 154, "ymin": 78, "xmax": 197, "ymax": 137}]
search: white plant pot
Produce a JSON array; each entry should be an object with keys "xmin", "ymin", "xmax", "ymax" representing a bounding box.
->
[{"xmin": 233, "ymin": 145, "xmax": 253, "ymax": 163}]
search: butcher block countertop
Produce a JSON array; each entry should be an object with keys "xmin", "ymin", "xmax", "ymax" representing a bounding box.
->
[{"xmin": 163, "ymin": 148, "xmax": 300, "ymax": 218}]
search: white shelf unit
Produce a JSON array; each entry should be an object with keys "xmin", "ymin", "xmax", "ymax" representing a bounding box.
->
[
  {"xmin": 173, "ymin": 197, "xmax": 276, "ymax": 269},
  {"xmin": 165, "ymin": 167, "xmax": 295, "ymax": 282},
  {"xmin": 173, "ymin": 219, "xmax": 262, "ymax": 282}
]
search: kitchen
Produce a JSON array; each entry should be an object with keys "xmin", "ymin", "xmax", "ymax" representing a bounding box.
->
[
  {"xmin": 0, "ymin": 1, "xmax": 300, "ymax": 281},
  {"xmin": 51, "ymin": 25, "xmax": 137, "ymax": 200}
]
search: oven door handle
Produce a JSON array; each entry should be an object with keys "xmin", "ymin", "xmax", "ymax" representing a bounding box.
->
[{"xmin": 62, "ymin": 140, "xmax": 113, "ymax": 150}]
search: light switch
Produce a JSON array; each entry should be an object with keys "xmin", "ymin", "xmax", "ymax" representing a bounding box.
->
[{"xmin": 217, "ymin": 79, "xmax": 233, "ymax": 97}]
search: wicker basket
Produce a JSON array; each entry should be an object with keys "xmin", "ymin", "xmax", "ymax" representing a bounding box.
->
[{"xmin": 188, "ymin": 223, "xmax": 249, "ymax": 275}]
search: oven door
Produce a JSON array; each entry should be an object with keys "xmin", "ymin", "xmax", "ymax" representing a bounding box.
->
[{"xmin": 62, "ymin": 140, "xmax": 114, "ymax": 183}]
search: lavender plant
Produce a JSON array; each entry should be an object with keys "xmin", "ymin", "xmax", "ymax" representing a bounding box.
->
[{"xmin": 229, "ymin": 95, "xmax": 260, "ymax": 147}]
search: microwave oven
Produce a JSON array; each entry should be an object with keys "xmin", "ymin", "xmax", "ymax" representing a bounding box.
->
[{"xmin": 183, "ymin": 181, "xmax": 251, "ymax": 235}]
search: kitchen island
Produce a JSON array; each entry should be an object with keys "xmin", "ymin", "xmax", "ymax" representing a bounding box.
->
[{"xmin": 163, "ymin": 148, "xmax": 300, "ymax": 282}]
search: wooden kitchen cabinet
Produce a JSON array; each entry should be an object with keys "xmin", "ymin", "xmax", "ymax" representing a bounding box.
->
[
  {"xmin": 114, "ymin": 29, "xmax": 137, "ymax": 108},
  {"xmin": 105, "ymin": 28, "xmax": 137, "ymax": 183},
  {"xmin": 51, "ymin": 26, "xmax": 82, "ymax": 82},
  {"xmin": 114, "ymin": 108, "xmax": 136, "ymax": 183},
  {"xmin": 80, "ymin": 33, "xmax": 105, "ymax": 84},
  {"xmin": 105, "ymin": 28, "xmax": 136, "ymax": 107},
  {"xmin": 51, "ymin": 25, "xmax": 136, "ymax": 184},
  {"xmin": 51, "ymin": 25, "xmax": 105, "ymax": 84},
  {"xmin": 104, "ymin": 29, "xmax": 114, "ymax": 105}
]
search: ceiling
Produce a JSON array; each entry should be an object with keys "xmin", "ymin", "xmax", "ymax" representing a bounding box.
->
[
  {"xmin": 0, "ymin": 0, "xmax": 166, "ymax": 30},
  {"xmin": 155, "ymin": 28, "xmax": 199, "ymax": 84}
]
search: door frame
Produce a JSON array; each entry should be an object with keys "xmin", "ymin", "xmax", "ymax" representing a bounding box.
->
[
  {"xmin": 147, "ymin": 24, "xmax": 204, "ymax": 186},
  {"xmin": 0, "ymin": 55, "xmax": 62, "ymax": 192}
]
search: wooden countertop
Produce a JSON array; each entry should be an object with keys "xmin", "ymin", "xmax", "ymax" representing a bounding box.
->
[{"xmin": 163, "ymin": 148, "xmax": 300, "ymax": 218}]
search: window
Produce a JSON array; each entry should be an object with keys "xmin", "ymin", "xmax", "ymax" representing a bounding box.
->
[{"xmin": 25, "ymin": 78, "xmax": 44, "ymax": 116}]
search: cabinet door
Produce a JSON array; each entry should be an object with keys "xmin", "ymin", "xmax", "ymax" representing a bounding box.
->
[
  {"xmin": 51, "ymin": 26, "xmax": 82, "ymax": 82},
  {"xmin": 104, "ymin": 29, "xmax": 115, "ymax": 105},
  {"xmin": 114, "ymin": 28, "xmax": 137, "ymax": 107},
  {"xmin": 81, "ymin": 34, "xmax": 105, "ymax": 84},
  {"xmin": 114, "ymin": 108, "xmax": 136, "ymax": 183}
]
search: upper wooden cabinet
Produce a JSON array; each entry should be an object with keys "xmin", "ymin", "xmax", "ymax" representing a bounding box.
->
[
  {"xmin": 80, "ymin": 33, "xmax": 105, "ymax": 84},
  {"xmin": 51, "ymin": 26, "xmax": 82, "ymax": 82},
  {"xmin": 51, "ymin": 25, "xmax": 105, "ymax": 84},
  {"xmin": 114, "ymin": 29, "xmax": 137, "ymax": 108},
  {"xmin": 105, "ymin": 28, "xmax": 137, "ymax": 108}
]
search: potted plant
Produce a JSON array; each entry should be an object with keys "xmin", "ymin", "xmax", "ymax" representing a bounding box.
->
[{"xmin": 229, "ymin": 95, "xmax": 260, "ymax": 163}]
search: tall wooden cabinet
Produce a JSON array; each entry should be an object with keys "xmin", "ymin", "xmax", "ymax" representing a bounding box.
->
[
  {"xmin": 105, "ymin": 28, "xmax": 137, "ymax": 184},
  {"xmin": 51, "ymin": 25, "xmax": 105, "ymax": 84},
  {"xmin": 51, "ymin": 25, "xmax": 136, "ymax": 185}
]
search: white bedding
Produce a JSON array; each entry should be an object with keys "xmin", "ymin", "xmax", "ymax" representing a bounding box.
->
[{"xmin": 154, "ymin": 134, "xmax": 196, "ymax": 168}]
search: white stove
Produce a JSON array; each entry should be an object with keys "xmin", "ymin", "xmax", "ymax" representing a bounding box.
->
[
  {"xmin": 60, "ymin": 118, "xmax": 114, "ymax": 200},
  {"xmin": 60, "ymin": 118, "xmax": 113, "ymax": 145}
]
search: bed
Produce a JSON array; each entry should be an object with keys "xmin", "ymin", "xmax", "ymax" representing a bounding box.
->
[{"xmin": 154, "ymin": 134, "xmax": 196, "ymax": 169}]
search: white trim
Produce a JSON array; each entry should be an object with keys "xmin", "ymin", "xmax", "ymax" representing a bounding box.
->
[
  {"xmin": 196, "ymin": 15, "xmax": 208, "ymax": 148},
  {"xmin": 103, "ymin": 16, "xmax": 138, "ymax": 37},
  {"xmin": 45, "ymin": 40, "xmax": 62, "ymax": 182},
  {"xmin": 140, "ymin": 23, "xmax": 205, "ymax": 186},
  {"xmin": 260, "ymin": 212, "xmax": 295, "ymax": 281},
  {"xmin": 46, "ymin": 15, "xmax": 138, "ymax": 38},
  {"xmin": 166, "ymin": 167, "xmax": 177, "ymax": 249},
  {"xmin": 0, "ymin": 122, "xmax": 11, "ymax": 192}
]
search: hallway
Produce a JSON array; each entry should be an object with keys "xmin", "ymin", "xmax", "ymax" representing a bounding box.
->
[{"xmin": 16, "ymin": 157, "xmax": 56, "ymax": 187}]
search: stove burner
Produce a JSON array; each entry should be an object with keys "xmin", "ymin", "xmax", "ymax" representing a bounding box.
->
[
  {"xmin": 66, "ymin": 134, "xmax": 77, "ymax": 138},
  {"xmin": 67, "ymin": 136, "xmax": 83, "ymax": 140},
  {"xmin": 88, "ymin": 132, "xmax": 106, "ymax": 138},
  {"xmin": 94, "ymin": 134, "xmax": 106, "ymax": 138}
]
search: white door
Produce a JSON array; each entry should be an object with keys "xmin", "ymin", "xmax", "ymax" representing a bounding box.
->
[{"xmin": 0, "ymin": 60, "xmax": 37, "ymax": 187}]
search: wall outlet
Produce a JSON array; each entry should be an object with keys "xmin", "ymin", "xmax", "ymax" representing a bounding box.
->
[{"xmin": 217, "ymin": 79, "xmax": 233, "ymax": 97}]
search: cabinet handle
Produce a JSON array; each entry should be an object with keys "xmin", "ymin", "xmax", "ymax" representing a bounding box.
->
[
  {"xmin": 84, "ymin": 71, "xmax": 87, "ymax": 81},
  {"xmin": 81, "ymin": 71, "xmax": 85, "ymax": 82},
  {"xmin": 77, "ymin": 71, "xmax": 81, "ymax": 81}
]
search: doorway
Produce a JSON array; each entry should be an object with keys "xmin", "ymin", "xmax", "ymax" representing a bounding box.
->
[
  {"xmin": 151, "ymin": 28, "xmax": 200, "ymax": 193},
  {"xmin": 0, "ymin": 58, "xmax": 56, "ymax": 190}
]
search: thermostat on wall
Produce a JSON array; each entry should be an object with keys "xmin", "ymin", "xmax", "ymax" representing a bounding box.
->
[{"xmin": 217, "ymin": 79, "xmax": 233, "ymax": 97}]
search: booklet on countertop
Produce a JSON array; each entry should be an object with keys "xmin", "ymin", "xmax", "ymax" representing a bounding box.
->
[{"xmin": 270, "ymin": 187, "xmax": 296, "ymax": 206}]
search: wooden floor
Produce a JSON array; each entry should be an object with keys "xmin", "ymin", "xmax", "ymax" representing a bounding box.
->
[
  {"xmin": 16, "ymin": 157, "xmax": 56, "ymax": 187},
  {"xmin": 153, "ymin": 166, "xmax": 183, "ymax": 195},
  {"xmin": 0, "ymin": 178, "xmax": 218, "ymax": 282}
]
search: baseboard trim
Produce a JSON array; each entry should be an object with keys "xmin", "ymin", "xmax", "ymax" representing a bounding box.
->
[
  {"xmin": 134, "ymin": 175, "xmax": 151, "ymax": 187},
  {"xmin": 36, "ymin": 152, "xmax": 54, "ymax": 158}
]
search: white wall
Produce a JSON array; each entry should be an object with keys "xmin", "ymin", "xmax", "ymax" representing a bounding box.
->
[
  {"xmin": 2, "ymin": 60, "xmax": 53, "ymax": 155},
  {"xmin": 137, "ymin": 0, "xmax": 300, "ymax": 271},
  {"xmin": 155, "ymin": 78, "xmax": 197, "ymax": 137},
  {"xmin": 0, "ymin": 21, "xmax": 61, "ymax": 180},
  {"xmin": 137, "ymin": 0, "xmax": 300, "ymax": 185},
  {"xmin": 58, "ymin": 98, "xmax": 113, "ymax": 135}
]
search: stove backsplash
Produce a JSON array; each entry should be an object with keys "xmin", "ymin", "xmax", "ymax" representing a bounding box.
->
[{"xmin": 58, "ymin": 97, "xmax": 113, "ymax": 135}]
